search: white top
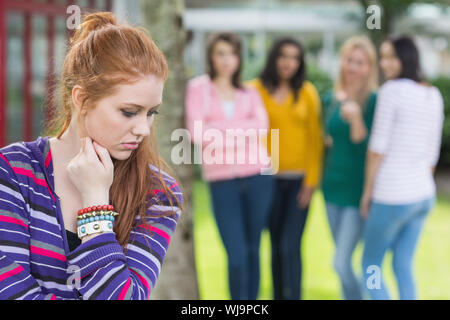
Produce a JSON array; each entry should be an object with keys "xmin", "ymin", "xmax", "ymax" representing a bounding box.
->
[
  {"xmin": 221, "ymin": 100, "xmax": 236, "ymax": 120},
  {"xmin": 369, "ymin": 79, "xmax": 444, "ymax": 204}
]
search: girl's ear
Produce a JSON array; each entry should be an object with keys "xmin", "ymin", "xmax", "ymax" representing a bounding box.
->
[
  {"xmin": 72, "ymin": 85, "xmax": 88, "ymax": 115},
  {"xmin": 72, "ymin": 85, "xmax": 89, "ymax": 138}
]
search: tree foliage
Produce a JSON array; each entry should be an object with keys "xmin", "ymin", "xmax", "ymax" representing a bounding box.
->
[{"xmin": 359, "ymin": 0, "xmax": 449, "ymax": 46}]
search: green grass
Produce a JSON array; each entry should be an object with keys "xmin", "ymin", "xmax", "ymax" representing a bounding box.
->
[{"xmin": 192, "ymin": 179, "xmax": 450, "ymax": 300}]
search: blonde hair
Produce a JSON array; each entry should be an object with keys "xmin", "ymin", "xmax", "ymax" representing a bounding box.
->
[{"xmin": 334, "ymin": 35, "xmax": 378, "ymax": 105}]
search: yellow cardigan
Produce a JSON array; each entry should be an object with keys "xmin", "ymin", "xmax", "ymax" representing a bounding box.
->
[{"xmin": 248, "ymin": 79, "xmax": 324, "ymax": 187}]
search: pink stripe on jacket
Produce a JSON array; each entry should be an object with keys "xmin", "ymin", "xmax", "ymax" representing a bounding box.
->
[{"xmin": 185, "ymin": 75, "xmax": 271, "ymax": 182}]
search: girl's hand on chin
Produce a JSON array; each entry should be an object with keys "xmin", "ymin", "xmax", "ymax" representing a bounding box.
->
[{"xmin": 66, "ymin": 137, "xmax": 114, "ymax": 207}]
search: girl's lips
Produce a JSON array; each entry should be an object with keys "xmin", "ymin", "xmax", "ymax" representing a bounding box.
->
[{"xmin": 121, "ymin": 143, "xmax": 139, "ymax": 150}]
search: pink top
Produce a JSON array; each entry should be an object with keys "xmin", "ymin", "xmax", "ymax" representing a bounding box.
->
[{"xmin": 185, "ymin": 75, "xmax": 271, "ymax": 182}]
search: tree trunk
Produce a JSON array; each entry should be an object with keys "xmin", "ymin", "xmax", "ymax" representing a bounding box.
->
[{"xmin": 140, "ymin": 0, "xmax": 199, "ymax": 300}]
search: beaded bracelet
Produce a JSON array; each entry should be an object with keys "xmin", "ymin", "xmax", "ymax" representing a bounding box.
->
[
  {"xmin": 77, "ymin": 220, "xmax": 115, "ymax": 239},
  {"xmin": 77, "ymin": 205, "xmax": 119, "ymax": 240}
]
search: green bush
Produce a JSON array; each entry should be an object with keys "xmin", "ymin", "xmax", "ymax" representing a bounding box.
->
[
  {"xmin": 307, "ymin": 64, "xmax": 333, "ymax": 98},
  {"xmin": 430, "ymin": 77, "xmax": 450, "ymax": 167}
]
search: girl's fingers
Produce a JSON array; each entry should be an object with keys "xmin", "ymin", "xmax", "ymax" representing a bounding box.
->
[
  {"xmin": 77, "ymin": 137, "xmax": 87, "ymax": 155},
  {"xmin": 83, "ymin": 137, "xmax": 98, "ymax": 160},
  {"xmin": 93, "ymin": 141, "xmax": 114, "ymax": 170},
  {"xmin": 80, "ymin": 137, "xmax": 113, "ymax": 171}
]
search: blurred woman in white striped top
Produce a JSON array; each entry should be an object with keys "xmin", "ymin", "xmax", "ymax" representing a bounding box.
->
[{"xmin": 360, "ymin": 35, "xmax": 444, "ymax": 300}]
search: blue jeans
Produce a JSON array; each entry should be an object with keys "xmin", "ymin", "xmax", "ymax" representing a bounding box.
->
[
  {"xmin": 362, "ymin": 197, "xmax": 435, "ymax": 300},
  {"xmin": 269, "ymin": 176, "xmax": 309, "ymax": 300},
  {"xmin": 326, "ymin": 203, "xmax": 365, "ymax": 300},
  {"xmin": 209, "ymin": 174, "xmax": 274, "ymax": 300}
]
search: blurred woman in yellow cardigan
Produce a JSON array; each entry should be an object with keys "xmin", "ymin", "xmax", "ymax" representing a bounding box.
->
[{"xmin": 249, "ymin": 38, "xmax": 323, "ymax": 300}]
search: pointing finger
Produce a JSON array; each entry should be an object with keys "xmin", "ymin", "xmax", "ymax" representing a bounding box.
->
[{"xmin": 93, "ymin": 141, "xmax": 114, "ymax": 170}]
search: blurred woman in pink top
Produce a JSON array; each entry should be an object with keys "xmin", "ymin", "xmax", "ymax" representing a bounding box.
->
[{"xmin": 185, "ymin": 32, "xmax": 274, "ymax": 300}]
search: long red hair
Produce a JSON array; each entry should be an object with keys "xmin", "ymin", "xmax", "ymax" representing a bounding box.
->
[{"xmin": 45, "ymin": 12, "xmax": 180, "ymax": 247}]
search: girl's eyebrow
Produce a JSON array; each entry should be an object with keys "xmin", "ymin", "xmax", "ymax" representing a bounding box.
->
[{"xmin": 122, "ymin": 102, "xmax": 162, "ymax": 111}]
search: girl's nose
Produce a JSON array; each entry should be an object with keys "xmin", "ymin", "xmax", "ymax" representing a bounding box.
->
[{"xmin": 132, "ymin": 115, "xmax": 151, "ymax": 137}]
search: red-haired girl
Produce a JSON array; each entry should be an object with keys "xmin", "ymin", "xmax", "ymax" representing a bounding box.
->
[{"xmin": 0, "ymin": 12, "xmax": 181, "ymax": 300}]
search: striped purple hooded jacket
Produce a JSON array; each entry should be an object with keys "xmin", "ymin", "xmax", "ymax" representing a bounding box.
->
[{"xmin": 0, "ymin": 136, "xmax": 182, "ymax": 300}]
